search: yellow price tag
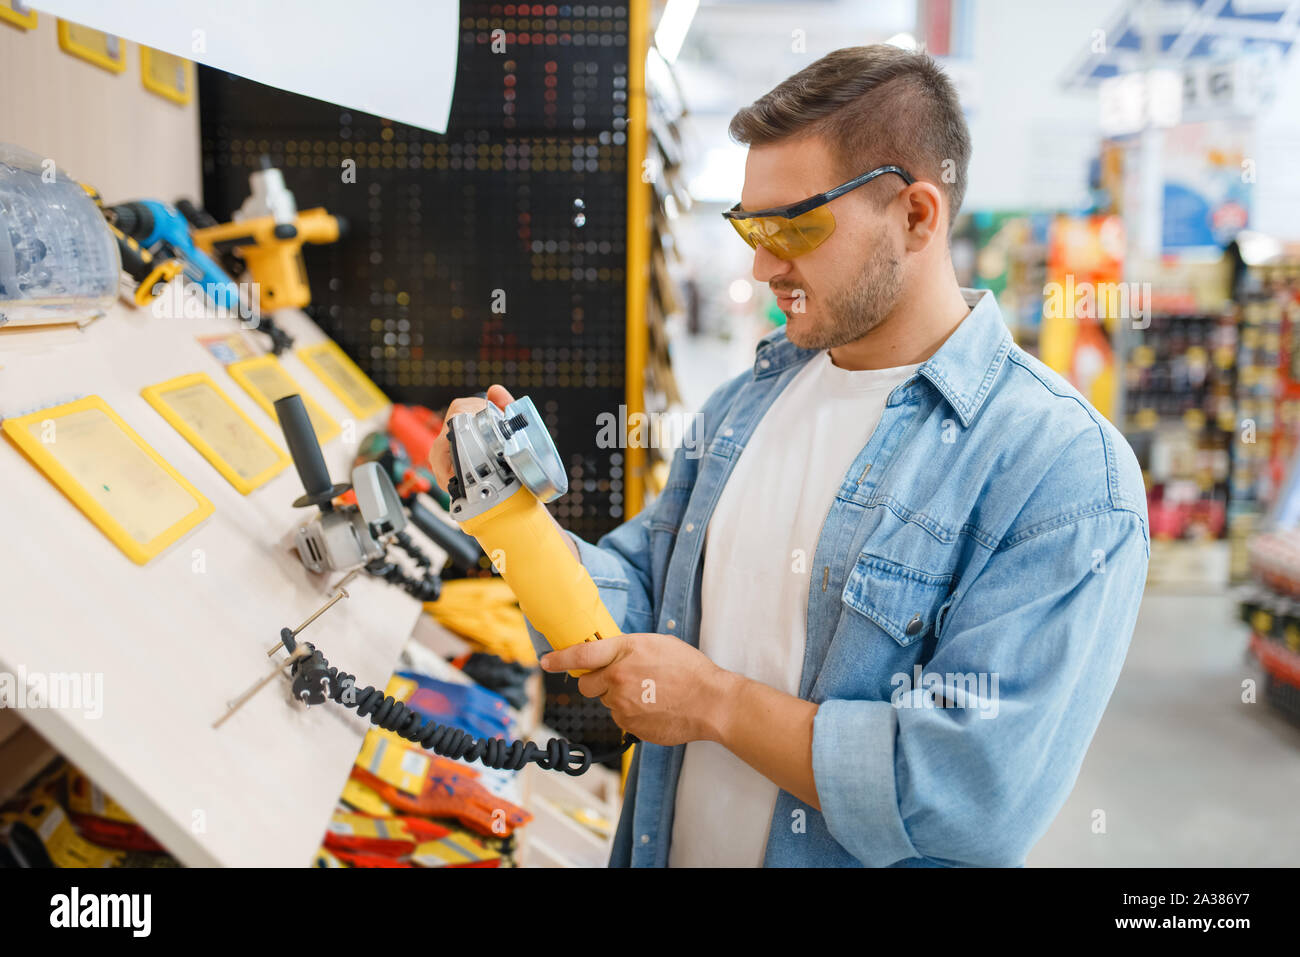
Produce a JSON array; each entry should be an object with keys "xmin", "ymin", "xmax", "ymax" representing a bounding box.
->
[
  {"xmin": 226, "ymin": 354, "xmax": 340, "ymax": 444},
  {"xmin": 2, "ymin": 396, "xmax": 213, "ymax": 565},
  {"xmin": 142, "ymin": 372, "xmax": 290, "ymax": 494}
]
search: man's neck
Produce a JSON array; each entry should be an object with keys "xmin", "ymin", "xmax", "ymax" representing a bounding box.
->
[{"xmin": 828, "ymin": 272, "xmax": 972, "ymax": 372}]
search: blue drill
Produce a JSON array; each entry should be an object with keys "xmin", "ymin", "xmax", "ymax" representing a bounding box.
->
[
  {"xmin": 105, "ymin": 200, "xmax": 242, "ymax": 309},
  {"xmin": 105, "ymin": 199, "xmax": 292, "ymax": 352}
]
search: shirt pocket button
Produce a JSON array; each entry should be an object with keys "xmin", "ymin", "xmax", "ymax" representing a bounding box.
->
[{"xmin": 840, "ymin": 553, "xmax": 954, "ymax": 648}]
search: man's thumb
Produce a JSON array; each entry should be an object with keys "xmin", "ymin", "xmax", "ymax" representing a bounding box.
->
[{"xmin": 486, "ymin": 383, "xmax": 515, "ymax": 409}]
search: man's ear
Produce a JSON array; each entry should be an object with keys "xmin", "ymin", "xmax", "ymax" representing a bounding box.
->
[{"xmin": 899, "ymin": 181, "xmax": 944, "ymax": 252}]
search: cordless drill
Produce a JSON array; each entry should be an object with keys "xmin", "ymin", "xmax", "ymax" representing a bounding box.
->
[
  {"xmin": 183, "ymin": 158, "xmax": 345, "ymax": 316},
  {"xmin": 80, "ymin": 184, "xmax": 182, "ymax": 307},
  {"xmin": 102, "ymin": 199, "xmax": 243, "ymax": 311},
  {"xmin": 105, "ymin": 197, "xmax": 293, "ymax": 353}
]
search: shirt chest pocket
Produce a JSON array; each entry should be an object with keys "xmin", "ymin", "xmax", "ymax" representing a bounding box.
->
[{"xmin": 840, "ymin": 553, "xmax": 956, "ymax": 648}]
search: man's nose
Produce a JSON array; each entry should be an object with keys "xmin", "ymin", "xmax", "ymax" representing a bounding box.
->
[{"xmin": 751, "ymin": 243, "xmax": 792, "ymax": 284}]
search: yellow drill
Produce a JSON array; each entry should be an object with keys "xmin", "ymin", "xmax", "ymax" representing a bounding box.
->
[
  {"xmin": 443, "ymin": 396, "xmax": 620, "ymax": 674},
  {"xmin": 180, "ymin": 158, "xmax": 345, "ymax": 314}
]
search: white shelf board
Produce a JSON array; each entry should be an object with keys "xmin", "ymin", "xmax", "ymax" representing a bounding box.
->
[{"xmin": 0, "ymin": 297, "xmax": 424, "ymax": 866}]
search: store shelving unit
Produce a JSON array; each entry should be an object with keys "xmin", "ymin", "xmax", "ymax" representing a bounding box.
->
[{"xmin": 0, "ymin": 300, "xmax": 422, "ymax": 866}]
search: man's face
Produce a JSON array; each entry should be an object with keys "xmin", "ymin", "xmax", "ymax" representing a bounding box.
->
[{"xmin": 739, "ymin": 136, "xmax": 905, "ymax": 351}]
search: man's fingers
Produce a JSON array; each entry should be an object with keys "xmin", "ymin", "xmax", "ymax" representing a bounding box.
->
[
  {"xmin": 576, "ymin": 671, "xmax": 609, "ymax": 699},
  {"xmin": 540, "ymin": 636, "xmax": 622, "ymax": 674},
  {"xmin": 444, "ymin": 396, "xmax": 489, "ymax": 419},
  {"xmin": 430, "ymin": 391, "xmax": 515, "ymax": 487},
  {"xmin": 486, "ymin": 383, "xmax": 515, "ymax": 410}
]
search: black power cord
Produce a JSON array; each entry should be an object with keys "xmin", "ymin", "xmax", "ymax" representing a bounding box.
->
[
  {"xmin": 281, "ymin": 635, "xmax": 636, "ymax": 776},
  {"xmin": 365, "ymin": 530, "xmax": 442, "ymax": 602}
]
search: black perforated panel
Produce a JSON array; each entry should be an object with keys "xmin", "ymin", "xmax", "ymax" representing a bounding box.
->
[
  {"xmin": 198, "ymin": 1, "xmax": 631, "ymax": 544},
  {"xmin": 199, "ymin": 2, "xmax": 634, "ymax": 763}
]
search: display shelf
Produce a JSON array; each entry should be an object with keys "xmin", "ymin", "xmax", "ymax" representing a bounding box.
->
[{"xmin": 0, "ymin": 296, "xmax": 431, "ymax": 866}]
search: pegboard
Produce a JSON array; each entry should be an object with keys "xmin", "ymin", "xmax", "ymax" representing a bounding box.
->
[
  {"xmin": 199, "ymin": 1, "xmax": 636, "ymax": 763},
  {"xmin": 198, "ymin": 1, "xmax": 632, "ymax": 545}
]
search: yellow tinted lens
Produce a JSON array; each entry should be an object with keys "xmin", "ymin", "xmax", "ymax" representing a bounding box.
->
[
  {"xmin": 727, "ymin": 215, "xmax": 759, "ymax": 249},
  {"xmin": 730, "ymin": 206, "xmax": 836, "ymax": 260}
]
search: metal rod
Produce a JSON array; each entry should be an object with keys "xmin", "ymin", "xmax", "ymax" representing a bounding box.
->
[
  {"xmin": 290, "ymin": 589, "xmax": 346, "ymax": 636},
  {"xmin": 264, "ymin": 568, "xmax": 360, "ymax": 656},
  {"xmin": 214, "ymin": 645, "xmax": 309, "ymax": 730}
]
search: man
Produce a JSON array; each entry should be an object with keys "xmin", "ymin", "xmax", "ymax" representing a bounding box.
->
[{"xmin": 430, "ymin": 45, "xmax": 1149, "ymax": 867}]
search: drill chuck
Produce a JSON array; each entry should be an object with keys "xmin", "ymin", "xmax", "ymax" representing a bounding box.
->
[{"xmin": 105, "ymin": 202, "xmax": 155, "ymax": 243}]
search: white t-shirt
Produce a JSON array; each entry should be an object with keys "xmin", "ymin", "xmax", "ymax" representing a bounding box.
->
[{"xmin": 668, "ymin": 347, "xmax": 922, "ymax": 867}]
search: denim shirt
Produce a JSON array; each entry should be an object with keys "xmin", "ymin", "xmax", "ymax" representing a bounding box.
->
[{"xmin": 529, "ymin": 289, "xmax": 1149, "ymax": 867}]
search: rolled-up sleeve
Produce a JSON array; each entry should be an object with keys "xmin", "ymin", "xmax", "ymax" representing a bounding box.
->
[{"xmin": 812, "ymin": 507, "xmax": 1149, "ymax": 867}]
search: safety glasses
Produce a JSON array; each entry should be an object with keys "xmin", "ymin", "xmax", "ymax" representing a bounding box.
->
[{"xmin": 722, "ymin": 164, "xmax": 914, "ymax": 260}]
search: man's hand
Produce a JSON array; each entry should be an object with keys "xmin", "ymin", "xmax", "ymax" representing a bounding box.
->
[
  {"xmin": 540, "ymin": 634, "xmax": 737, "ymax": 747},
  {"xmin": 427, "ymin": 383, "xmax": 515, "ymax": 490}
]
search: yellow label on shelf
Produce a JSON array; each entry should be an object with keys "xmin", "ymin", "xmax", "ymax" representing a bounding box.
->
[
  {"xmin": 142, "ymin": 372, "xmax": 290, "ymax": 494},
  {"xmin": 2, "ymin": 396, "xmax": 213, "ymax": 565},
  {"xmin": 227, "ymin": 354, "xmax": 340, "ymax": 444},
  {"xmin": 57, "ymin": 19, "xmax": 126, "ymax": 73},
  {"xmin": 1131, "ymin": 345, "xmax": 1156, "ymax": 369},
  {"xmin": 1183, "ymin": 408, "xmax": 1206, "ymax": 432},
  {"xmin": 140, "ymin": 46, "xmax": 192, "ymax": 105},
  {"xmin": 0, "ymin": 1, "xmax": 38, "ymax": 29},
  {"xmin": 296, "ymin": 341, "xmax": 389, "ymax": 419}
]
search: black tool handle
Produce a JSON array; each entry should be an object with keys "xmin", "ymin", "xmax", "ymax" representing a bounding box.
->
[
  {"xmin": 274, "ymin": 394, "xmax": 348, "ymax": 509},
  {"xmin": 408, "ymin": 495, "xmax": 483, "ymax": 572},
  {"xmin": 175, "ymin": 198, "xmax": 219, "ymax": 230}
]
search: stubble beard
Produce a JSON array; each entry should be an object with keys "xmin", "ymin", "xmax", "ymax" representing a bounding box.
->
[{"xmin": 782, "ymin": 236, "xmax": 903, "ymax": 352}]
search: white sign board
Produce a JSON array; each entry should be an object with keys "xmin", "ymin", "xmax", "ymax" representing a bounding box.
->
[{"xmin": 33, "ymin": 0, "xmax": 459, "ymax": 133}]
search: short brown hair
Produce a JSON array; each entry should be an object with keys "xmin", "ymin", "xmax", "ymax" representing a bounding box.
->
[{"xmin": 729, "ymin": 45, "xmax": 971, "ymax": 224}]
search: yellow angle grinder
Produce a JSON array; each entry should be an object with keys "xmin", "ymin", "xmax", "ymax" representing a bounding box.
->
[{"xmin": 442, "ymin": 396, "xmax": 621, "ymax": 667}]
